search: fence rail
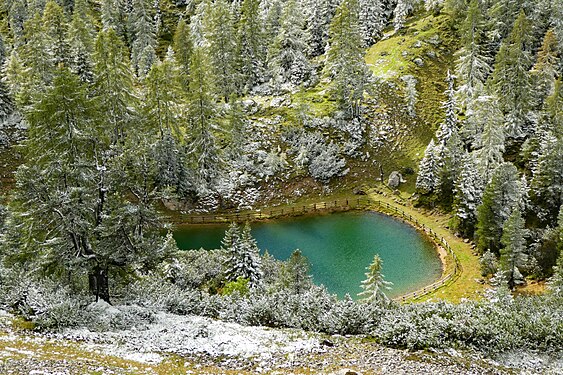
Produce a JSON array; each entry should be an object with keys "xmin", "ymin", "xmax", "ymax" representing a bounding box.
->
[{"xmin": 172, "ymin": 197, "xmax": 461, "ymax": 302}]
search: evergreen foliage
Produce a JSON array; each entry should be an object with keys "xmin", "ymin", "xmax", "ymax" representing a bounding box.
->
[{"xmin": 358, "ymin": 254, "xmax": 392, "ymax": 304}]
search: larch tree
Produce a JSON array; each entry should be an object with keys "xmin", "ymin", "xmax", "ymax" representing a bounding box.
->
[
  {"xmin": 491, "ymin": 10, "xmax": 534, "ymax": 140},
  {"xmin": 325, "ymin": 0, "xmax": 371, "ymax": 119},
  {"xmin": 500, "ymin": 207, "xmax": 528, "ymax": 289},
  {"xmin": 172, "ymin": 18, "xmax": 194, "ymax": 91},
  {"xmin": 358, "ymin": 254, "xmax": 393, "ymax": 304},
  {"xmin": 67, "ymin": 0, "xmax": 96, "ymax": 83},
  {"xmin": 42, "ymin": 0, "xmax": 70, "ymax": 66},
  {"xmin": 531, "ymin": 29, "xmax": 560, "ymax": 102},
  {"xmin": 204, "ymin": 0, "xmax": 239, "ymax": 101},
  {"xmin": 476, "ymin": 162, "xmax": 521, "ymax": 254},
  {"xmin": 92, "ymin": 28, "xmax": 138, "ymax": 145},
  {"xmin": 186, "ymin": 48, "xmax": 221, "ymax": 195}
]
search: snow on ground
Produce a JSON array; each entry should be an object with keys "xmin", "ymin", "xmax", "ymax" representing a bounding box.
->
[{"xmin": 59, "ymin": 303, "xmax": 320, "ymax": 364}]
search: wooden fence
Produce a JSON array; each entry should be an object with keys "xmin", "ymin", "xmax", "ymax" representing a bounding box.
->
[{"xmin": 174, "ymin": 197, "xmax": 461, "ymax": 302}]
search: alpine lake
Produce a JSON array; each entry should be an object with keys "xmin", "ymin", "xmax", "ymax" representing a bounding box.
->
[{"xmin": 173, "ymin": 211, "xmax": 443, "ymax": 299}]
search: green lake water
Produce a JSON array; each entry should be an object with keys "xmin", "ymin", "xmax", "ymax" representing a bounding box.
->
[{"xmin": 173, "ymin": 211, "xmax": 442, "ymax": 298}]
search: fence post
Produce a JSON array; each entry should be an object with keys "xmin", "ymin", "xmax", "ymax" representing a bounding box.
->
[{"xmin": 314, "ymin": 203, "xmax": 316, "ymax": 210}]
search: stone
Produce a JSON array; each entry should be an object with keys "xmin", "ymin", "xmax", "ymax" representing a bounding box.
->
[
  {"xmin": 413, "ymin": 58, "xmax": 424, "ymax": 67},
  {"xmin": 270, "ymin": 95, "xmax": 290, "ymax": 108},
  {"xmin": 388, "ymin": 171, "xmax": 404, "ymax": 189},
  {"xmin": 353, "ymin": 187, "xmax": 367, "ymax": 195}
]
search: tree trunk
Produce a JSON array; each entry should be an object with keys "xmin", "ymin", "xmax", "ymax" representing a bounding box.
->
[{"xmin": 89, "ymin": 266, "xmax": 110, "ymax": 304}]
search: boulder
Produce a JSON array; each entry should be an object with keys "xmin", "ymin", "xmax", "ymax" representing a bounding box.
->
[{"xmin": 388, "ymin": 171, "xmax": 405, "ymax": 189}]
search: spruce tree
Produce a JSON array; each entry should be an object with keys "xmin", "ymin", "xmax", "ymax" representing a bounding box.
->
[
  {"xmin": 436, "ymin": 71, "xmax": 458, "ymax": 147},
  {"xmin": 454, "ymin": 0, "xmax": 491, "ymax": 108},
  {"xmin": 237, "ymin": 0, "xmax": 267, "ymax": 90},
  {"xmin": 305, "ymin": 0, "xmax": 337, "ymax": 57},
  {"xmin": 325, "ymin": 0, "xmax": 371, "ymax": 119},
  {"xmin": 500, "ymin": 207, "xmax": 528, "ymax": 289},
  {"xmin": 268, "ymin": 0, "xmax": 311, "ymax": 89},
  {"xmin": 359, "ymin": 0, "xmax": 386, "ymax": 46},
  {"xmin": 416, "ymin": 139, "xmax": 440, "ymax": 194},
  {"xmin": 42, "ymin": 1, "xmax": 69, "ymax": 66},
  {"xmin": 476, "ymin": 162, "xmax": 521, "ymax": 254},
  {"xmin": 453, "ymin": 152, "xmax": 483, "ymax": 237},
  {"xmin": 358, "ymin": 254, "xmax": 393, "ymax": 304},
  {"xmin": 473, "ymin": 95, "xmax": 505, "ymax": 183},
  {"xmin": 0, "ymin": 35, "xmax": 13, "ymax": 122},
  {"xmin": 130, "ymin": 0, "xmax": 157, "ymax": 78}
]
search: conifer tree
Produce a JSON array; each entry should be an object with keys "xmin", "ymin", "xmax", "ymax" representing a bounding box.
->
[
  {"xmin": 393, "ymin": 0, "xmax": 417, "ymax": 31},
  {"xmin": 530, "ymin": 131, "xmax": 563, "ymax": 223},
  {"xmin": 67, "ymin": 0, "xmax": 96, "ymax": 83},
  {"xmin": 453, "ymin": 152, "xmax": 483, "ymax": 237},
  {"xmin": 305, "ymin": 0, "xmax": 337, "ymax": 57},
  {"xmin": 325, "ymin": 0, "xmax": 371, "ymax": 119},
  {"xmin": 130, "ymin": 0, "xmax": 157, "ymax": 78},
  {"xmin": 8, "ymin": 0, "xmax": 27, "ymax": 46},
  {"xmin": 237, "ymin": 0, "xmax": 267, "ymax": 90},
  {"xmin": 476, "ymin": 162, "xmax": 521, "ymax": 254},
  {"xmin": 436, "ymin": 71, "xmax": 458, "ymax": 146},
  {"xmin": 92, "ymin": 28, "xmax": 138, "ymax": 144},
  {"xmin": 172, "ymin": 18, "xmax": 194, "ymax": 91},
  {"xmin": 204, "ymin": 0, "xmax": 239, "ymax": 100},
  {"xmin": 42, "ymin": 1, "xmax": 69, "ymax": 66},
  {"xmin": 186, "ymin": 48, "xmax": 221, "ymax": 195},
  {"xmin": 144, "ymin": 52, "xmax": 184, "ymax": 139},
  {"xmin": 268, "ymin": 0, "xmax": 311, "ymax": 88},
  {"xmin": 359, "ymin": 0, "xmax": 386, "ymax": 46},
  {"xmin": 532, "ymin": 29, "xmax": 560, "ymax": 101},
  {"xmin": 500, "ymin": 207, "xmax": 528, "ymax": 289},
  {"xmin": 491, "ymin": 10, "xmax": 534, "ymax": 139},
  {"xmin": 223, "ymin": 222, "xmax": 262, "ymax": 287},
  {"xmin": 473, "ymin": 95, "xmax": 505, "ymax": 183},
  {"xmin": 358, "ymin": 254, "xmax": 392, "ymax": 304},
  {"xmin": 21, "ymin": 13, "xmax": 54, "ymax": 90},
  {"xmin": 280, "ymin": 249, "xmax": 312, "ymax": 294},
  {"xmin": 454, "ymin": 0, "xmax": 491, "ymax": 108},
  {"xmin": 0, "ymin": 36, "xmax": 13, "ymax": 122},
  {"xmin": 416, "ymin": 139, "xmax": 440, "ymax": 194}
]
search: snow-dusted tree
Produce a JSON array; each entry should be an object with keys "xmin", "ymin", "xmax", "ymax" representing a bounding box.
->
[
  {"xmin": 186, "ymin": 48, "xmax": 221, "ymax": 195},
  {"xmin": 552, "ymin": 0, "xmax": 563, "ymax": 71},
  {"xmin": 486, "ymin": 269, "xmax": 513, "ymax": 303},
  {"xmin": 92, "ymin": 28, "xmax": 138, "ymax": 145},
  {"xmin": 21, "ymin": 13, "xmax": 55, "ymax": 90},
  {"xmin": 454, "ymin": 0, "xmax": 491, "ymax": 108},
  {"xmin": 0, "ymin": 35, "xmax": 13, "ymax": 122},
  {"xmin": 2, "ymin": 49, "xmax": 29, "ymax": 107},
  {"xmin": 530, "ymin": 132, "xmax": 563, "ymax": 224},
  {"xmin": 549, "ymin": 250, "xmax": 563, "ymax": 296},
  {"xmin": 359, "ymin": 0, "xmax": 386, "ymax": 46},
  {"xmin": 204, "ymin": 0, "xmax": 239, "ymax": 100},
  {"xmin": 480, "ymin": 250, "xmax": 498, "ymax": 277},
  {"xmin": 393, "ymin": 0, "xmax": 419, "ymax": 31},
  {"xmin": 263, "ymin": 0, "xmax": 283, "ymax": 44},
  {"xmin": 453, "ymin": 152, "xmax": 483, "ymax": 237},
  {"xmin": 473, "ymin": 95, "xmax": 505, "ymax": 183},
  {"xmin": 279, "ymin": 249, "xmax": 313, "ymax": 294},
  {"xmin": 144, "ymin": 52, "xmax": 184, "ymax": 139},
  {"xmin": 42, "ymin": 1, "xmax": 69, "ymax": 66},
  {"xmin": 476, "ymin": 162, "xmax": 521, "ymax": 254},
  {"xmin": 416, "ymin": 139, "xmax": 440, "ymax": 194},
  {"xmin": 237, "ymin": 0, "xmax": 267, "ymax": 90},
  {"xmin": 305, "ymin": 0, "xmax": 337, "ymax": 57},
  {"xmin": 491, "ymin": 10, "xmax": 534, "ymax": 140},
  {"xmin": 172, "ymin": 18, "xmax": 194, "ymax": 90},
  {"xmin": 130, "ymin": 0, "xmax": 157, "ymax": 78},
  {"xmin": 486, "ymin": 0, "xmax": 522, "ymax": 43},
  {"xmin": 308, "ymin": 141, "xmax": 347, "ymax": 181},
  {"xmin": 401, "ymin": 75, "xmax": 418, "ymax": 117},
  {"xmin": 101, "ymin": 0, "xmax": 127, "ymax": 39},
  {"xmin": 67, "ymin": 0, "xmax": 96, "ymax": 83},
  {"xmin": 223, "ymin": 222, "xmax": 262, "ymax": 287},
  {"xmin": 500, "ymin": 207, "xmax": 528, "ymax": 289},
  {"xmin": 8, "ymin": 0, "xmax": 27, "ymax": 46},
  {"xmin": 268, "ymin": 0, "xmax": 311, "ymax": 89},
  {"xmin": 531, "ymin": 29, "xmax": 560, "ymax": 102},
  {"xmin": 436, "ymin": 71, "xmax": 458, "ymax": 146},
  {"xmin": 437, "ymin": 130, "xmax": 464, "ymax": 207},
  {"xmin": 325, "ymin": 0, "xmax": 372, "ymax": 119},
  {"xmin": 358, "ymin": 254, "xmax": 392, "ymax": 304}
]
